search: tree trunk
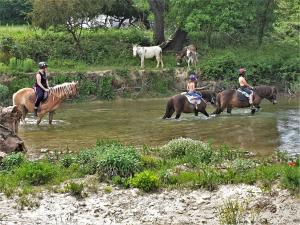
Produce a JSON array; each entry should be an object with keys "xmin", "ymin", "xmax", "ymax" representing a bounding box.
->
[
  {"xmin": 162, "ymin": 28, "xmax": 188, "ymax": 51},
  {"xmin": 257, "ymin": 0, "xmax": 273, "ymax": 46},
  {"xmin": 148, "ymin": 0, "xmax": 165, "ymax": 44}
]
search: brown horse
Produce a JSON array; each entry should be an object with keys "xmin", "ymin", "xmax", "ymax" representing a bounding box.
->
[
  {"xmin": 162, "ymin": 90, "xmax": 216, "ymax": 119},
  {"xmin": 212, "ymin": 85, "xmax": 277, "ymax": 115},
  {"xmin": 13, "ymin": 82, "xmax": 78, "ymax": 125}
]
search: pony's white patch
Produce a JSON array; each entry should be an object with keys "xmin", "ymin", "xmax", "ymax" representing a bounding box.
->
[{"xmin": 132, "ymin": 45, "xmax": 163, "ymax": 68}]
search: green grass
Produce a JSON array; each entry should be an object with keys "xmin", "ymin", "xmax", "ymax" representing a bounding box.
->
[{"xmin": 0, "ymin": 138, "xmax": 299, "ymax": 197}]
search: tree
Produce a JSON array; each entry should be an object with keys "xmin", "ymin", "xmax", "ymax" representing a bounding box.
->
[
  {"xmin": 0, "ymin": 0, "xmax": 32, "ymax": 25},
  {"xmin": 30, "ymin": 0, "xmax": 110, "ymax": 51},
  {"xmin": 147, "ymin": 0, "xmax": 166, "ymax": 44}
]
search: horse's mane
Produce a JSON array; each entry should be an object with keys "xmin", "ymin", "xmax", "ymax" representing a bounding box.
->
[
  {"xmin": 254, "ymin": 85, "xmax": 277, "ymax": 97},
  {"xmin": 49, "ymin": 82, "xmax": 77, "ymax": 99}
]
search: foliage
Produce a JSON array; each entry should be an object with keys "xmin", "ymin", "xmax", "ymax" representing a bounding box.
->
[
  {"xmin": 160, "ymin": 137, "xmax": 210, "ymax": 159},
  {"xmin": 130, "ymin": 170, "xmax": 160, "ymax": 192},
  {"xmin": 281, "ymin": 166, "xmax": 300, "ymax": 193},
  {"xmin": 0, "ymin": 153, "xmax": 26, "ymax": 171},
  {"xmin": 60, "ymin": 154, "xmax": 76, "ymax": 168},
  {"xmin": 65, "ymin": 182, "xmax": 84, "ymax": 199},
  {"xmin": 218, "ymin": 199, "xmax": 246, "ymax": 225},
  {"xmin": 97, "ymin": 76, "xmax": 115, "ymax": 100},
  {"xmin": 0, "ymin": 83, "xmax": 9, "ymax": 105},
  {"xmin": 97, "ymin": 146, "xmax": 142, "ymax": 178},
  {"xmin": 15, "ymin": 162, "xmax": 57, "ymax": 185},
  {"xmin": 0, "ymin": 0, "xmax": 31, "ymax": 25}
]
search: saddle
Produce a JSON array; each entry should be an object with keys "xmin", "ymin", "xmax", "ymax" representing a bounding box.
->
[
  {"xmin": 237, "ymin": 88, "xmax": 250, "ymax": 102},
  {"xmin": 182, "ymin": 92, "xmax": 201, "ymax": 105},
  {"xmin": 28, "ymin": 90, "xmax": 49, "ymax": 104}
]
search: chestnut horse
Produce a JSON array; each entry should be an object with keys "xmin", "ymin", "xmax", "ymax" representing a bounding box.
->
[
  {"xmin": 212, "ymin": 85, "xmax": 277, "ymax": 115},
  {"xmin": 13, "ymin": 82, "xmax": 78, "ymax": 125},
  {"xmin": 162, "ymin": 90, "xmax": 216, "ymax": 119}
]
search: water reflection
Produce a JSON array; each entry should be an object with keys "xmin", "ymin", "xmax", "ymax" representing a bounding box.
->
[{"xmin": 18, "ymin": 97, "xmax": 299, "ymax": 156}]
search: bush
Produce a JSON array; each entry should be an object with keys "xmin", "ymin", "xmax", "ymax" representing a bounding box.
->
[
  {"xmin": 8, "ymin": 57, "xmax": 18, "ymax": 70},
  {"xmin": 0, "ymin": 83, "xmax": 9, "ymax": 105},
  {"xmin": 160, "ymin": 138, "xmax": 211, "ymax": 162},
  {"xmin": 0, "ymin": 152, "xmax": 26, "ymax": 170},
  {"xmin": 15, "ymin": 162, "xmax": 57, "ymax": 185},
  {"xmin": 97, "ymin": 146, "xmax": 142, "ymax": 178},
  {"xmin": 232, "ymin": 159, "xmax": 257, "ymax": 172},
  {"xmin": 22, "ymin": 58, "xmax": 34, "ymax": 72},
  {"xmin": 281, "ymin": 166, "xmax": 300, "ymax": 193},
  {"xmin": 130, "ymin": 170, "xmax": 160, "ymax": 192},
  {"xmin": 65, "ymin": 182, "xmax": 84, "ymax": 199},
  {"xmin": 60, "ymin": 154, "xmax": 76, "ymax": 168}
]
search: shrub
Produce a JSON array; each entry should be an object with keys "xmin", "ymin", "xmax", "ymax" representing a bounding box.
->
[
  {"xmin": 8, "ymin": 57, "xmax": 18, "ymax": 70},
  {"xmin": 281, "ymin": 166, "xmax": 300, "ymax": 193},
  {"xmin": 22, "ymin": 58, "xmax": 34, "ymax": 72},
  {"xmin": 60, "ymin": 154, "xmax": 76, "ymax": 168},
  {"xmin": 65, "ymin": 182, "xmax": 84, "ymax": 199},
  {"xmin": 0, "ymin": 83, "xmax": 9, "ymax": 105},
  {"xmin": 160, "ymin": 138, "xmax": 211, "ymax": 162},
  {"xmin": 97, "ymin": 146, "xmax": 142, "ymax": 178},
  {"xmin": 197, "ymin": 166, "xmax": 221, "ymax": 191},
  {"xmin": 218, "ymin": 199, "xmax": 246, "ymax": 225},
  {"xmin": 15, "ymin": 162, "xmax": 56, "ymax": 185},
  {"xmin": 97, "ymin": 76, "xmax": 114, "ymax": 100},
  {"xmin": 0, "ymin": 152, "xmax": 26, "ymax": 170},
  {"xmin": 130, "ymin": 170, "xmax": 160, "ymax": 192},
  {"xmin": 232, "ymin": 159, "xmax": 257, "ymax": 172}
]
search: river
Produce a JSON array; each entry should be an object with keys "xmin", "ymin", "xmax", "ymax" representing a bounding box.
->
[{"xmin": 18, "ymin": 96, "xmax": 299, "ymax": 156}]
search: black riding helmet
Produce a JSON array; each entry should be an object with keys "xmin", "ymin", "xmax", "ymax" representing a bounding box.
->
[{"xmin": 38, "ymin": 62, "xmax": 48, "ymax": 69}]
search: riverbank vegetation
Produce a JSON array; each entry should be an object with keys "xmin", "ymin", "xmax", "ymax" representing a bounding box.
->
[
  {"xmin": 0, "ymin": 138, "xmax": 299, "ymax": 199},
  {"xmin": 0, "ymin": 0, "xmax": 299, "ymax": 105}
]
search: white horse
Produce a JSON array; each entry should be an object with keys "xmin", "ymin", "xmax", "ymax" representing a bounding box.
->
[
  {"xmin": 132, "ymin": 44, "xmax": 164, "ymax": 69},
  {"xmin": 186, "ymin": 48, "xmax": 198, "ymax": 68}
]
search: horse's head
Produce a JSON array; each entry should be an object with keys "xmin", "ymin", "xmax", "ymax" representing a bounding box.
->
[
  {"xmin": 132, "ymin": 44, "xmax": 138, "ymax": 57},
  {"xmin": 198, "ymin": 90, "xmax": 217, "ymax": 106},
  {"xmin": 269, "ymin": 86, "xmax": 278, "ymax": 104},
  {"xmin": 70, "ymin": 81, "xmax": 79, "ymax": 98},
  {"xmin": 255, "ymin": 85, "xmax": 278, "ymax": 104}
]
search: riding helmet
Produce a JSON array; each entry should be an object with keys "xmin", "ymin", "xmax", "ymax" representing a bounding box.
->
[
  {"xmin": 239, "ymin": 68, "xmax": 246, "ymax": 74},
  {"xmin": 38, "ymin": 62, "xmax": 48, "ymax": 69},
  {"xmin": 189, "ymin": 74, "xmax": 197, "ymax": 81}
]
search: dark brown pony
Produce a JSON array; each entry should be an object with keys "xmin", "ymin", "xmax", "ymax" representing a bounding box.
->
[
  {"xmin": 162, "ymin": 90, "xmax": 216, "ymax": 119},
  {"xmin": 212, "ymin": 85, "xmax": 277, "ymax": 115}
]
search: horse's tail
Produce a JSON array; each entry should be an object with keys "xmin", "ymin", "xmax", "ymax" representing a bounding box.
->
[
  {"xmin": 162, "ymin": 98, "xmax": 174, "ymax": 119},
  {"xmin": 12, "ymin": 92, "xmax": 18, "ymax": 106}
]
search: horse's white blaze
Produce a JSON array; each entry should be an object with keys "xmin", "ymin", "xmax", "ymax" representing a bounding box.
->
[{"xmin": 132, "ymin": 45, "xmax": 163, "ymax": 68}]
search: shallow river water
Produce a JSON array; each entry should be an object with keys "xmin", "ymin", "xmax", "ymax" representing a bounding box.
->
[{"xmin": 18, "ymin": 96, "xmax": 299, "ymax": 156}]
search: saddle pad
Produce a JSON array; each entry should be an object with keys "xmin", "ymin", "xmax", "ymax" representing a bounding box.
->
[
  {"xmin": 182, "ymin": 92, "xmax": 201, "ymax": 105},
  {"xmin": 237, "ymin": 89, "xmax": 249, "ymax": 102}
]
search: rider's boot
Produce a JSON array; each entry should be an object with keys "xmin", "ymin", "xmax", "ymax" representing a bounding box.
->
[{"xmin": 34, "ymin": 107, "xmax": 38, "ymax": 117}]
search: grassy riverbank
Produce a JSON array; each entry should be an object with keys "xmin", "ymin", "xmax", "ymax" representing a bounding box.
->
[
  {"xmin": 0, "ymin": 26, "xmax": 300, "ymax": 107},
  {"xmin": 1, "ymin": 138, "xmax": 299, "ymax": 201}
]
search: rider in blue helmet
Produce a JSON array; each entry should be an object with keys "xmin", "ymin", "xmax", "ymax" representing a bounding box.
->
[{"xmin": 186, "ymin": 73, "xmax": 202, "ymax": 109}]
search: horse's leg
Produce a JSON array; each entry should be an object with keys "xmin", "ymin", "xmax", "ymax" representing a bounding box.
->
[
  {"xmin": 199, "ymin": 106, "xmax": 209, "ymax": 117},
  {"xmin": 162, "ymin": 99, "xmax": 175, "ymax": 119},
  {"xmin": 49, "ymin": 111, "xmax": 55, "ymax": 125},
  {"xmin": 20, "ymin": 105, "xmax": 28, "ymax": 123},
  {"xmin": 156, "ymin": 56, "xmax": 159, "ymax": 68},
  {"xmin": 175, "ymin": 111, "xmax": 182, "ymax": 119},
  {"xmin": 141, "ymin": 56, "xmax": 145, "ymax": 69},
  {"xmin": 194, "ymin": 110, "xmax": 199, "ymax": 117},
  {"xmin": 226, "ymin": 107, "xmax": 232, "ymax": 114},
  {"xmin": 160, "ymin": 57, "xmax": 164, "ymax": 68},
  {"xmin": 36, "ymin": 113, "xmax": 44, "ymax": 125}
]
